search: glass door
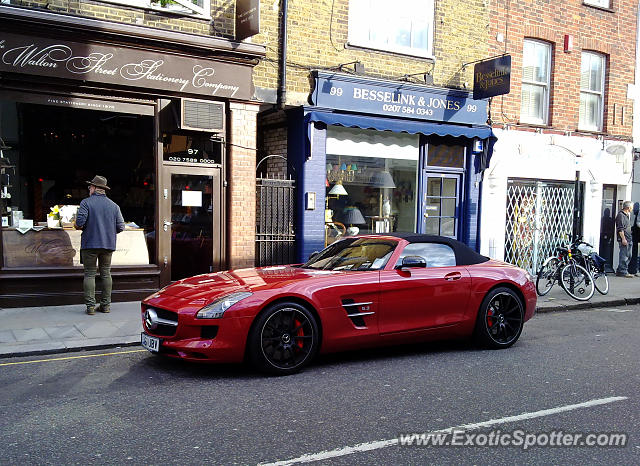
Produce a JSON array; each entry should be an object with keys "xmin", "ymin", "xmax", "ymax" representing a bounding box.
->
[
  {"xmin": 420, "ymin": 173, "xmax": 461, "ymax": 238},
  {"xmin": 162, "ymin": 166, "xmax": 222, "ymax": 282}
]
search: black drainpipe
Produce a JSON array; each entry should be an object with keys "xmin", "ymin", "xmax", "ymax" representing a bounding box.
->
[{"xmin": 277, "ymin": 0, "xmax": 288, "ymax": 109}]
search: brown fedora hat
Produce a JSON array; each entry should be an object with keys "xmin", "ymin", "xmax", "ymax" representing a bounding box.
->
[{"xmin": 86, "ymin": 175, "xmax": 110, "ymax": 190}]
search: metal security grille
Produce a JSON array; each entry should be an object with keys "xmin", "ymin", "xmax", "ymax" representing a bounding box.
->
[
  {"xmin": 504, "ymin": 179, "xmax": 576, "ymax": 273},
  {"xmin": 256, "ymin": 176, "xmax": 296, "ymax": 266}
]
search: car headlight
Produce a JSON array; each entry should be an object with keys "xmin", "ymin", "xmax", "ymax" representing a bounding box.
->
[{"xmin": 196, "ymin": 291, "xmax": 252, "ymax": 319}]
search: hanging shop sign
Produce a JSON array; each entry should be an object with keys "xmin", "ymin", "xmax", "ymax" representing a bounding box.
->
[
  {"xmin": 311, "ymin": 71, "xmax": 488, "ymax": 126},
  {"xmin": 0, "ymin": 32, "xmax": 254, "ymax": 100},
  {"xmin": 236, "ymin": 0, "xmax": 260, "ymax": 41},
  {"xmin": 473, "ymin": 55, "xmax": 511, "ymax": 100}
]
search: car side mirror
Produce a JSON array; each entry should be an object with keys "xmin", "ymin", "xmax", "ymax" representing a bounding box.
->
[{"xmin": 397, "ymin": 255, "xmax": 427, "ymax": 270}]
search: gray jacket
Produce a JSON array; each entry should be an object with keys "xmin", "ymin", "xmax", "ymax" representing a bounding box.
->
[
  {"xmin": 75, "ymin": 193, "xmax": 125, "ymax": 250},
  {"xmin": 615, "ymin": 210, "xmax": 632, "ymax": 242}
]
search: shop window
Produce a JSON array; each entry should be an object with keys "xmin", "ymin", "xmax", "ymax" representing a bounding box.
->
[
  {"xmin": 0, "ymin": 101, "xmax": 156, "ymax": 268},
  {"xmin": 325, "ymin": 127, "xmax": 419, "ymax": 243},
  {"xmin": 579, "ymin": 51, "xmax": 606, "ymax": 132},
  {"xmin": 348, "ymin": 0, "xmax": 434, "ymax": 58},
  {"xmin": 97, "ymin": 0, "xmax": 211, "ymax": 18},
  {"xmin": 521, "ymin": 39, "xmax": 551, "ymax": 125}
]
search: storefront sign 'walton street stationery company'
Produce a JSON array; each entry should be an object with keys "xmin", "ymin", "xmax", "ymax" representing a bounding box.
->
[
  {"xmin": 311, "ymin": 72, "xmax": 488, "ymax": 126},
  {"xmin": 0, "ymin": 32, "xmax": 254, "ymax": 100}
]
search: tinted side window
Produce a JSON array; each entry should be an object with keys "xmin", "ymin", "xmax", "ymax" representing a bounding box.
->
[{"xmin": 396, "ymin": 243, "xmax": 456, "ymax": 267}]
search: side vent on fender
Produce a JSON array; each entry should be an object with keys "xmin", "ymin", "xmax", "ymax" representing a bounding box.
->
[{"xmin": 341, "ymin": 298, "xmax": 374, "ymax": 328}]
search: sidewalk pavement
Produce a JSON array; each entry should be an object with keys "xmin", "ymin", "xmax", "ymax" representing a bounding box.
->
[{"xmin": 1, "ymin": 275, "xmax": 638, "ymax": 359}]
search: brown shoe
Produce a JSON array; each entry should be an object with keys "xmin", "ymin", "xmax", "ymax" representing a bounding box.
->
[
  {"xmin": 86, "ymin": 307, "xmax": 96, "ymax": 315},
  {"xmin": 96, "ymin": 304, "xmax": 110, "ymax": 313}
]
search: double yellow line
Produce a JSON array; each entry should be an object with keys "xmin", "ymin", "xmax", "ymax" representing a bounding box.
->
[{"xmin": 0, "ymin": 349, "xmax": 147, "ymax": 366}]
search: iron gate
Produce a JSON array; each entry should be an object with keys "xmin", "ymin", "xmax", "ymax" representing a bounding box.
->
[
  {"xmin": 504, "ymin": 179, "xmax": 577, "ymax": 273},
  {"xmin": 256, "ymin": 176, "xmax": 296, "ymax": 266}
]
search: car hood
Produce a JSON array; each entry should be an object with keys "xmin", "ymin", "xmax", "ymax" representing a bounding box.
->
[{"xmin": 154, "ymin": 265, "xmax": 343, "ymax": 302}]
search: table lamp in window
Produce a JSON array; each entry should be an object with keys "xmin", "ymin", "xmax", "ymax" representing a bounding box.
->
[
  {"xmin": 325, "ymin": 180, "xmax": 347, "ymax": 222},
  {"xmin": 343, "ymin": 206, "xmax": 366, "ymax": 236}
]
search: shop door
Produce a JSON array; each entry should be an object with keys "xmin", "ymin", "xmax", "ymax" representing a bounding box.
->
[
  {"xmin": 420, "ymin": 173, "xmax": 461, "ymax": 238},
  {"xmin": 162, "ymin": 166, "xmax": 222, "ymax": 282},
  {"xmin": 599, "ymin": 185, "xmax": 616, "ymax": 271}
]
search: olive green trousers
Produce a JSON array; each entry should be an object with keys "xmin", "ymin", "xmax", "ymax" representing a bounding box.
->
[{"xmin": 81, "ymin": 248, "xmax": 114, "ymax": 310}]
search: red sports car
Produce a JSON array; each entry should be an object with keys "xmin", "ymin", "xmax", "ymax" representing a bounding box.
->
[{"xmin": 141, "ymin": 234, "xmax": 536, "ymax": 375}]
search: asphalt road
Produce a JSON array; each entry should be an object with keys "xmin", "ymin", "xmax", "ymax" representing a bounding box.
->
[{"xmin": 1, "ymin": 306, "xmax": 639, "ymax": 465}]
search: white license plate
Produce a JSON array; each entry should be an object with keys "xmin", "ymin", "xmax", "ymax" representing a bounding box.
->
[{"xmin": 141, "ymin": 333, "xmax": 160, "ymax": 352}]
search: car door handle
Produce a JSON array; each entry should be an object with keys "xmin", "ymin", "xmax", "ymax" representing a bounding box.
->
[{"xmin": 444, "ymin": 272, "xmax": 462, "ymax": 281}]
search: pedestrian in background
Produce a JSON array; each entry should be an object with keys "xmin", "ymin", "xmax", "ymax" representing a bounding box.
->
[
  {"xmin": 630, "ymin": 202, "xmax": 640, "ymax": 276},
  {"xmin": 75, "ymin": 175, "xmax": 125, "ymax": 315},
  {"xmin": 615, "ymin": 200, "xmax": 633, "ymax": 278}
]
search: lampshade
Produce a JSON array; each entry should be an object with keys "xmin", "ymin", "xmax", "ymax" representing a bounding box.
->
[
  {"xmin": 369, "ymin": 170, "xmax": 396, "ymax": 188},
  {"xmin": 343, "ymin": 207, "xmax": 366, "ymax": 225},
  {"xmin": 328, "ymin": 181, "xmax": 348, "ymax": 196}
]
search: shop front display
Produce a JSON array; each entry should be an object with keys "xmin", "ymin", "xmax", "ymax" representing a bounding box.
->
[
  {"xmin": 0, "ymin": 6, "xmax": 264, "ymax": 307},
  {"xmin": 288, "ymin": 71, "xmax": 494, "ymax": 261}
]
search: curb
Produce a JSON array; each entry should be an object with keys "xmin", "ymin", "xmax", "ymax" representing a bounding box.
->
[
  {"xmin": 0, "ymin": 340, "xmax": 141, "ymax": 359},
  {"xmin": 536, "ymin": 297, "xmax": 638, "ymax": 313}
]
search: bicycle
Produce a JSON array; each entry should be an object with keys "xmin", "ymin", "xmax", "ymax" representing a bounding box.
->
[
  {"xmin": 536, "ymin": 243, "xmax": 595, "ymax": 301},
  {"xmin": 571, "ymin": 239, "xmax": 609, "ymax": 295}
]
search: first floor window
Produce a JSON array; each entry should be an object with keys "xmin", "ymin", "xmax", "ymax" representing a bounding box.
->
[
  {"xmin": 579, "ymin": 51, "xmax": 606, "ymax": 132},
  {"xmin": 584, "ymin": 0, "xmax": 610, "ymax": 9},
  {"xmin": 348, "ymin": 0, "xmax": 434, "ymax": 58},
  {"xmin": 521, "ymin": 39, "xmax": 551, "ymax": 125}
]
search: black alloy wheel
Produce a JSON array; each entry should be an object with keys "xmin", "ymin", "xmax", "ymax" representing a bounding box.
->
[
  {"xmin": 474, "ymin": 287, "xmax": 524, "ymax": 349},
  {"xmin": 249, "ymin": 302, "xmax": 319, "ymax": 375}
]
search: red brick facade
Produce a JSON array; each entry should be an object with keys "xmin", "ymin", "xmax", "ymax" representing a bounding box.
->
[{"xmin": 487, "ymin": 0, "xmax": 637, "ymax": 139}]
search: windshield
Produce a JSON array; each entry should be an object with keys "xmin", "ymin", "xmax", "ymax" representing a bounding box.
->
[{"xmin": 303, "ymin": 238, "xmax": 397, "ymax": 271}]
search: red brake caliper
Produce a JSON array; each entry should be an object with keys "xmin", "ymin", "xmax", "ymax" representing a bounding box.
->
[
  {"xmin": 295, "ymin": 319, "xmax": 304, "ymax": 348},
  {"xmin": 487, "ymin": 308, "xmax": 494, "ymax": 327}
]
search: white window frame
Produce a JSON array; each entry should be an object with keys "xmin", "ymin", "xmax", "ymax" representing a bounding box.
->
[
  {"xmin": 579, "ymin": 51, "xmax": 606, "ymax": 132},
  {"xmin": 520, "ymin": 39, "xmax": 552, "ymax": 125},
  {"xmin": 98, "ymin": 0, "xmax": 211, "ymax": 19},
  {"xmin": 347, "ymin": 0, "xmax": 434, "ymax": 58},
  {"xmin": 583, "ymin": 0, "xmax": 610, "ymax": 9}
]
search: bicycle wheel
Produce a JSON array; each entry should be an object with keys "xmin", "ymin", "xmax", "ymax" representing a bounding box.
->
[
  {"xmin": 536, "ymin": 258, "xmax": 559, "ymax": 296},
  {"xmin": 559, "ymin": 262, "xmax": 595, "ymax": 301},
  {"xmin": 592, "ymin": 268, "xmax": 609, "ymax": 295}
]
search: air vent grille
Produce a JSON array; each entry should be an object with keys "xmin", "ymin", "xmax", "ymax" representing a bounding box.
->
[{"xmin": 181, "ymin": 99, "xmax": 225, "ymax": 132}]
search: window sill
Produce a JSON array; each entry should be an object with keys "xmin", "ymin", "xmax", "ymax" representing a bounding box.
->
[
  {"xmin": 345, "ymin": 41, "xmax": 435, "ymax": 62},
  {"xmin": 576, "ymin": 127, "xmax": 605, "ymax": 135},
  {"xmin": 517, "ymin": 120, "xmax": 549, "ymax": 128},
  {"xmin": 582, "ymin": 2, "xmax": 615, "ymax": 13}
]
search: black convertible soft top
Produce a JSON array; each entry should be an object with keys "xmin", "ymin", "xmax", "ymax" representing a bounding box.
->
[{"xmin": 386, "ymin": 233, "xmax": 490, "ymax": 266}]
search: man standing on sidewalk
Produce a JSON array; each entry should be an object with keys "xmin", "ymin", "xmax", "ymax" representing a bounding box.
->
[
  {"xmin": 615, "ymin": 200, "xmax": 634, "ymax": 278},
  {"xmin": 75, "ymin": 175, "xmax": 125, "ymax": 315}
]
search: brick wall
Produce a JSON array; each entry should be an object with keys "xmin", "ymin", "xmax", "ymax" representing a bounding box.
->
[
  {"xmin": 252, "ymin": 0, "xmax": 490, "ymax": 102},
  {"xmin": 228, "ymin": 102, "xmax": 259, "ymax": 269},
  {"xmin": 487, "ymin": 0, "xmax": 637, "ymax": 138},
  {"xmin": 257, "ymin": 110, "xmax": 289, "ymax": 177}
]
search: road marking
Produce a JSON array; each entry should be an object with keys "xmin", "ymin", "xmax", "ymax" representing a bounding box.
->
[
  {"xmin": 260, "ymin": 396, "xmax": 628, "ymax": 466},
  {"xmin": 0, "ymin": 349, "xmax": 147, "ymax": 367},
  {"xmin": 600, "ymin": 309, "xmax": 633, "ymax": 313}
]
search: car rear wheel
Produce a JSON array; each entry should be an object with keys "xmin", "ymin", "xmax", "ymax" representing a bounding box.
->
[
  {"xmin": 474, "ymin": 287, "xmax": 524, "ymax": 349},
  {"xmin": 249, "ymin": 302, "xmax": 319, "ymax": 375}
]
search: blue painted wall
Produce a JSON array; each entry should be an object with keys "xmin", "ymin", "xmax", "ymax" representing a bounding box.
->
[{"xmin": 288, "ymin": 109, "xmax": 327, "ymax": 262}]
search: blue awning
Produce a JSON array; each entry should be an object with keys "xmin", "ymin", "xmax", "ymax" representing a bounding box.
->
[{"xmin": 305, "ymin": 110, "xmax": 493, "ymax": 139}]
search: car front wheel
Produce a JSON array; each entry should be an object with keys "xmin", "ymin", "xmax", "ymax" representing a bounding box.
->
[
  {"xmin": 249, "ymin": 302, "xmax": 319, "ymax": 375},
  {"xmin": 474, "ymin": 287, "xmax": 524, "ymax": 349}
]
